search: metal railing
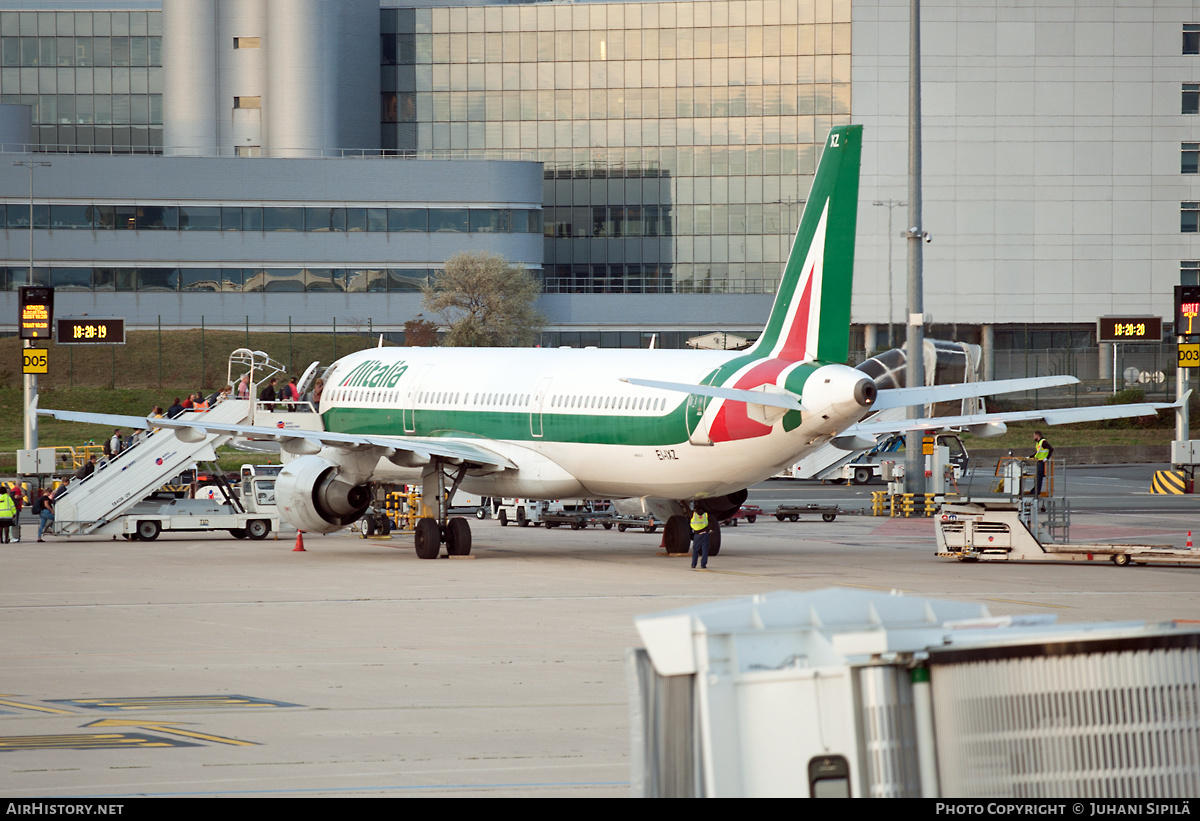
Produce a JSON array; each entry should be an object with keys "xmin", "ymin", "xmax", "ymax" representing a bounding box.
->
[{"xmin": 0, "ymin": 144, "xmax": 538, "ymax": 162}]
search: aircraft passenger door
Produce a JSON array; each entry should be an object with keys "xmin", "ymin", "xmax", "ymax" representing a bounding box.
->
[
  {"xmin": 530, "ymin": 376, "xmax": 553, "ymax": 438},
  {"xmin": 686, "ymin": 393, "xmax": 713, "ymax": 445},
  {"xmin": 685, "ymin": 374, "xmax": 715, "ymax": 446},
  {"xmin": 402, "ymin": 364, "xmax": 433, "ymax": 434}
]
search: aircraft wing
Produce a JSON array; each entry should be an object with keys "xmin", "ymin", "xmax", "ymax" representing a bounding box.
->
[
  {"xmin": 35, "ymin": 407, "xmax": 517, "ymax": 470},
  {"xmin": 843, "ymin": 397, "xmax": 1183, "ymax": 437},
  {"xmin": 872, "ymin": 375, "xmax": 1079, "ymax": 409}
]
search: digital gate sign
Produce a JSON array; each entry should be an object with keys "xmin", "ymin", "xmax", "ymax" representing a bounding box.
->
[{"xmin": 18, "ymin": 286, "xmax": 52, "ymax": 340}]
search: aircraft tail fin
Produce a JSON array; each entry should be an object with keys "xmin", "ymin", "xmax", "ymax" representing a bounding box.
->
[{"xmin": 748, "ymin": 125, "xmax": 862, "ymax": 364}]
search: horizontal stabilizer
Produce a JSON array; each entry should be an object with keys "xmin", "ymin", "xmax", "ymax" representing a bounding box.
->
[
  {"xmin": 873, "ymin": 375, "xmax": 1079, "ymax": 410},
  {"xmin": 845, "ymin": 400, "xmax": 1178, "ymax": 437},
  {"xmin": 621, "ymin": 377, "xmax": 805, "ymax": 412}
]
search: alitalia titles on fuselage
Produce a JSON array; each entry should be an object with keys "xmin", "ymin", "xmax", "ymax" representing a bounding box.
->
[{"xmin": 337, "ymin": 359, "xmax": 409, "ymax": 389}]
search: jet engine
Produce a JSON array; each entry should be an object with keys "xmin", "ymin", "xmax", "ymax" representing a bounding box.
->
[
  {"xmin": 696, "ymin": 488, "xmax": 749, "ymax": 521},
  {"xmin": 275, "ymin": 454, "xmax": 372, "ymax": 533}
]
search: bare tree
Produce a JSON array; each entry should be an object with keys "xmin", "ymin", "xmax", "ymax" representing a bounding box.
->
[{"xmin": 422, "ymin": 252, "xmax": 544, "ymax": 347}]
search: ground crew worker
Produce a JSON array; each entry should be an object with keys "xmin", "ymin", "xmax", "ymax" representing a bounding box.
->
[
  {"xmin": 690, "ymin": 507, "xmax": 711, "ymax": 570},
  {"xmin": 1032, "ymin": 431, "xmax": 1052, "ymax": 496},
  {"xmin": 0, "ymin": 486, "xmax": 16, "ymax": 544}
]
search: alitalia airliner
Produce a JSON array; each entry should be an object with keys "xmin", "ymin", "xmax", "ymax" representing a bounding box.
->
[{"xmin": 40, "ymin": 125, "xmax": 1177, "ymax": 558}]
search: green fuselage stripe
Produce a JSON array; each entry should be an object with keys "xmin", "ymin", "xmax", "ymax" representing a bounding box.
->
[{"xmin": 325, "ymin": 403, "xmax": 690, "ymax": 446}]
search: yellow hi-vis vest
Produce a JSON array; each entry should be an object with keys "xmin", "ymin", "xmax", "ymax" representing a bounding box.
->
[
  {"xmin": 1034, "ymin": 439, "xmax": 1049, "ymax": 461},
  {"xmin": 690, "ymin": 511, "xmax": 708, "ymax": 532}
]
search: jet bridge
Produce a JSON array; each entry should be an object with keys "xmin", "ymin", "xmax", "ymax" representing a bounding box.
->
[{"xmin": 47, "ymin": 349, "xmax": 291, "ymax": 538}]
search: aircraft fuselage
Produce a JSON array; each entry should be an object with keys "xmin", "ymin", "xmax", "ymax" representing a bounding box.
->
[{"xmin": 317, "ymin": 346, "xmax": 873, "ymax": 501}]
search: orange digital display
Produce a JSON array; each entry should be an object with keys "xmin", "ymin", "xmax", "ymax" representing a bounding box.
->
[
  {"xmin": 56, "ymin": 318, "xmax": 125, "ymax": 346},
  {"xmin": 1176, "ymin": 286, "xmax": 1200, "ymax": 337},
  {"xmin": 1097, "ymin": 316, "xmax": 1161, "ymax": 343},
  {"xmin": 18, "ymin": 287, "xmax": 52, "ymax": 340}
]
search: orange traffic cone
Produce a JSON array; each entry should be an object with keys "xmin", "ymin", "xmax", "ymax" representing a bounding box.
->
[
  {"xmin": 1188, "ymin": 531, "xmax": 1194, "ymax": 550},
  {"xmin": 293, "ymin": 530, "xmax": 306, "ymax": 552}
]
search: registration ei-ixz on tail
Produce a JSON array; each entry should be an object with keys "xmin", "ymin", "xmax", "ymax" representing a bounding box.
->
[{"xmin": 40, "ymin": 125, "xmax": 1175, "ymax": 558}]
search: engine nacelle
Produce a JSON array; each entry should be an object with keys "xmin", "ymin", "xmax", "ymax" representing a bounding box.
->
[
  {"xmin": 696, "ymin": 489, "xmax": 749, "ymax": 521},
  {"xmin": 275, "ymin": 455, "xmax": 372, "ymax": 533}
]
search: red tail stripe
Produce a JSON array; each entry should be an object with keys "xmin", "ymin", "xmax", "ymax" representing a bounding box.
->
[{"xmin": 777, "ymin": 263, "xmax": 815, "ymax": 360}]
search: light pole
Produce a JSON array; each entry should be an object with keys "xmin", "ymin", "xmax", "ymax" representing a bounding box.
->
[
  {"xmin": 14, "ymin": 158, "xmax": 51, "ymax": 451},
  {"xmin": 904, "ymin": 0, "xmax": 927, "ymax": 496},
  {"xmin": 872, "ymin": 199, "xmax": 906, "ymax": 348}
]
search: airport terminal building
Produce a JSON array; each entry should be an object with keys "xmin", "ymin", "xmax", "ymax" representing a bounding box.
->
[{"xmin": 0, "ymin": 0, "xmax": 1197, "ymax": 375}]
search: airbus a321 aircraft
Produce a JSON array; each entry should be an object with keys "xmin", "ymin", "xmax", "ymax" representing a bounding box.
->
[{"xmin": 40, "ymin": 125, "xmax": 1179, "ymax": 558}]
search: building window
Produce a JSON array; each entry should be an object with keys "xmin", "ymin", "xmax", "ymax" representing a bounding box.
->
[
  {"xmin": 1183, "ymin": 203, "xmax": 1200, "ymax": 233},
  {"xmin": 1186, "ymin": 144, "xmax": 1200, "ymax": 174},
  {"xmin": 1184, "ymin": 84, "xmax": 1200, "ymax": 114},
  {"xmin": 235, "ymin": 146, "xmax": 261, "ymax": 157},
  {"xmin": 1186, "ymin": 25, "xmax": 1200, "ymax": 55},
  {"xmin": 233, "ymin": 96, "xmax": 261, "ymax": 109},
  {"xmin": 233, "ymin": 37, "xmax": 261, "ymax": 49},
  {"xmin": 1182, "ymin": 261, "xmax": 1200, "ymax": 286}
]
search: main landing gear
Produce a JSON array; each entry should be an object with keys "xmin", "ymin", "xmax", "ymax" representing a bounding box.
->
[
  {"xmin": 663, "ymin": 514, "xmax": 722, "ymax": 556},
  {"xmin": 663, "ymin": 493, "xmax": 743, "ymax": 556},
  {"xmin": 413, "ymin": 460, "xmax": 474, "ymax": 559}
]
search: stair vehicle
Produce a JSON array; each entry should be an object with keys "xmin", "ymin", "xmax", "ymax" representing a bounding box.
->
[{"xmin": 42, "ymin": 350, "xmax": 288, "ymax": 541}]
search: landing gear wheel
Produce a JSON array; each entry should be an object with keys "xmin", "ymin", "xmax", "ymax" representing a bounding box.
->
[
  {"xmin": 246, "ymin": 519, "xmax": 270, "ymax": 540},
  {"xmin": 415, "ymin": 518, "xmax": 441, "ymax": 559},
  {"xmin": 364, "ymin": 517, "xmax": 376, "ymax": 537},
  {"xmin": 853, "ymin": 467, "xmax": 872, "ymax": 485},
  {"xmin": 229, "ymin": 528, "xmax": 248, "ymax": 539},
  {"xmin": 708, "ymin": 523, "xmax": 722, "ymax": 556},
  {"xmin": 446, "ymin": 517, "xmax": 472, "ymax": 556},
  {"xmin": 498, "ymin": 510, "xmax": 508, "ymax": 527},
  {"xmin": 664, "ymin": 515, "xmax": 690, "ymax": 554},
  {"xmin": 1113, "ymin": 553, "xmax": 1131, "ymax": 567},
  {"xmin": 376, "ymin": 515, "xmax": 392, "ymax": 537},
  {"xmin": 136, "ymin": 520, "xmax": 160, "ymax": 541},
  {"xmin": 822, "ymin": 513, "xmax": 836, "ymax": 523}
]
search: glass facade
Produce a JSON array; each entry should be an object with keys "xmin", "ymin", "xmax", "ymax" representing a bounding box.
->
[
  {"xmin": 0, "ymin": 9, "xmax": 163, "ymax": 151},
  {"xmin": 0, "ymin": 266, "xmax": 439, "ymax": 293},
  {"xmin": 0, "ymin": 202, "xmax": 542, "ymax": 234},
  {"xmin": 381, "ymin": 0, "xmax": 853, "ymax": 296}
]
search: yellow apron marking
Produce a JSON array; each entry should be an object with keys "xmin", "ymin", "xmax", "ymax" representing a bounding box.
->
[{"xmin": 83, "ymin": 719, "xmax": 257, "ymax": 747}]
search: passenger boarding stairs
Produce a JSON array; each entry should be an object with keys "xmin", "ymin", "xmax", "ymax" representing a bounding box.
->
[{"xmin": 50, "ymin": 398, "xmax": 253, "ymax": 536}]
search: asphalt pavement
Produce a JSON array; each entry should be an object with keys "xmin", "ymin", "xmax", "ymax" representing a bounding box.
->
[{"xmin": 2, "ymin": 465, "xmax": 1197, "ymax": 797}]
